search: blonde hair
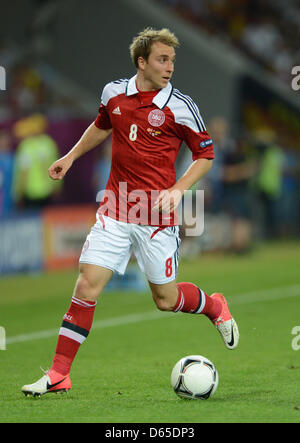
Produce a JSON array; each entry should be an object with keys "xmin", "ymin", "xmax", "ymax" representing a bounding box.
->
[{"xmin": 129, "ymin": 27, "xmax": 179, "ymax": 68}]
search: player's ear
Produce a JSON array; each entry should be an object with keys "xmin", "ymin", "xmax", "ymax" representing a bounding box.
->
[{"xmin": 137, "ymin": 56, "xmax": 147, "ymax": 71}]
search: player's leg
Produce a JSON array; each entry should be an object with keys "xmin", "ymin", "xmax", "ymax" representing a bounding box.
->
[
  {"xmin": 21, "ymin": 264, "xmax": 113, "ymax": 397},
  {"xmin": 133, "ymin": 225, "xmax": 238, "ymax": 350},
  {"xmin": 50, "ymin": 214, "xmax": 132, "ymax": 371},
  {"xmin": 50, "ymin": 263, "xmax": 113, "ymax": 376},
  {"xmin": 149, "ymin": 279, "xmax": 221, "ymax": 320},
  {"xmin": 149, "ymin": 279, "xmax": 239, "ymax": 350},
  {"xmin": 22, "ymin": 215, "xmax": 132, "ymax": 396},
  {"xmin": 73, "ymin": 262, "xmax": 113, "ymax": 302},
  {"xmin": 148, "ymin": 279, "xmax": 178, "ymax": 311}
]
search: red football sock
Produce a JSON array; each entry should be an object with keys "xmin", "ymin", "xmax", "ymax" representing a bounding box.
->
[
  {"xmin": 51, "ymin": 296, "xmax": 97, "ymax": 376},
  {"xmin": 174, "ymin": 282, "xmax": 222, "ymax": 321}
]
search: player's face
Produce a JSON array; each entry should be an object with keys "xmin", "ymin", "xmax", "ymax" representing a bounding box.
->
[{"xmin": 139, "ymin": 42, "xmax": 176, "ymax": 90}]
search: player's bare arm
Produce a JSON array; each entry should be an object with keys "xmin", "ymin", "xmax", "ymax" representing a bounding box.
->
[
  {"xmin": 48, "ymin": 123, "xmax": 112, "ymax": 180},
  {"xmin": 153, "ymin": 158, "xmax": 213, "ymax": 213}
]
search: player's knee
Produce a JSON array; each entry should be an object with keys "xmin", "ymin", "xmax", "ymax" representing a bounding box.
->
[
  {"xmin": 154, "ymin": 296, "xmax": 174, "ymax": 312},
  {"xmin": 151, "ymin": 284, "xmax": 178, "ymax": 311},
  {"xmin": 73, "ymin": 274, "xmax": 99, "ymax": 301}
]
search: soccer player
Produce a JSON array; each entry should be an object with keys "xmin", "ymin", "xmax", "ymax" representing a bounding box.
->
[{"xmin": 22, "ymin": 28, "xmax": 239, "ymax": 397}]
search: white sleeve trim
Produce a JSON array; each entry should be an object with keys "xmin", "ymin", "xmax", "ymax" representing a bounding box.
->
[
  {"xmin": 168, "ymin": 90, "xmax": 206, "ymax": 133},
  {"xmin": 100, "ymin": 79, "xmax": 128, "ymax": 106}
]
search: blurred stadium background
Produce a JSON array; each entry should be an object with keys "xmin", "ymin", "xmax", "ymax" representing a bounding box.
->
[{"xmin": 0, "ymin": 0, "xmax": 299, "ymax": 279}]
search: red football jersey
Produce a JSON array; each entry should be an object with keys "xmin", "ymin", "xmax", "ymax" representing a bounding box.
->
[{"xmin": 94, "ymin": 75, "xmax": 214, "ymax": 226}]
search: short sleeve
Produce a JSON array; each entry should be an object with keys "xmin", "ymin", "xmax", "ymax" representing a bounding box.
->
[
  {"xmin": 179, "ymin": 126, "xmax": 214, "ymax": 160},
  {"xmin": 94, "ymin": 103, "xmax": 112, "ymax": 130},
  {"xmin": 169, "ymin": 91, "xmax": 214, "ymax": 160}
]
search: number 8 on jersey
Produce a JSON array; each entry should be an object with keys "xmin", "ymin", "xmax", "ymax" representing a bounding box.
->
[{"xmin": 129, "ymin": 124, "xmax": 138, "ymax": 141}]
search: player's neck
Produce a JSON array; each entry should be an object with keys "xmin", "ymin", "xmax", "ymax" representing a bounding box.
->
[{"xmin": 136, "ymin": 73, "xmax": 160, "ymax": 92}]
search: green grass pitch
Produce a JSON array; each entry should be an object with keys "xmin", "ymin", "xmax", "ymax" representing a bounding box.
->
[{"xmin": 1, "ymin": 241, "xmax": 300, "ymax": 423}]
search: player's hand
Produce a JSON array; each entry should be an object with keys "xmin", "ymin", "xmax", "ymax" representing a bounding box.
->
[
  {"xmin": 153, "ymin": 188, "xmax": 183, "ymax": 214},
  {"xmin": 48, "ymin": 155, "xmax": 74, "ymax": 180}
]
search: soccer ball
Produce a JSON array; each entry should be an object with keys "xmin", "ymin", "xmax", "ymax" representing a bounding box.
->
[{"xmin": 171, "ymin": 355, "xmax": 219, "ymax": 399}]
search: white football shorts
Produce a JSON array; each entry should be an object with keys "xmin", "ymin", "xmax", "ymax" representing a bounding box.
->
[{"xmin": 79, "ymin": 214, "xmax": 181, "ymax": 284}]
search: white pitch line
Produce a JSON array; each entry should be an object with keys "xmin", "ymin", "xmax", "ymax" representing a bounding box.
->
[
  {"xmin": 228, "ymin": 283, "xmax": 300, "ymax": 305},
  {"xmin": 5, "ymin": 311, "xmax": 170, "ymax": 345},
  {"xmin": 5, "ymin": 283, "xmax": 300, "ymax": 346}
]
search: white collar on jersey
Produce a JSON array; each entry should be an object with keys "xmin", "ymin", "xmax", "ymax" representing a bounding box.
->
[{"xmin": 126, "ymin": 74, "xmax": 173, "ymax": 109}]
